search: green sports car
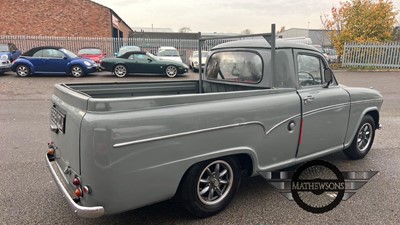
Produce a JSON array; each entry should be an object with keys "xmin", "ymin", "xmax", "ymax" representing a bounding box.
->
[{"xmin": 100, "ymin": 51, "xmax": 189, "ymax": 78}]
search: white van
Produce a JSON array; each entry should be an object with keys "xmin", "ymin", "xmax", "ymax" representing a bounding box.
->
[{"xmin": 157, "ymin": 46, "xmax": 182, "ymax": 63}]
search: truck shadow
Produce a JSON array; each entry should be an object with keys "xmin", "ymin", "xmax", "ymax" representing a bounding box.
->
[{"xmin": 87, "ymin": 152, "xmax": 349, "ymax": 224}]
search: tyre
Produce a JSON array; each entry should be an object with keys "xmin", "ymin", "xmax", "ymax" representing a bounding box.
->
[
  {"xmin": 179, "ymin": 156, "xmax": 241, "ymax": 217},
  {"xmin": 165, "ymin": 65, "xmax": 178, "ymax": 78},
  {"xmin": 71, "ymin": 65, "xmax": 84, "ymax": 78},
  {"xmin": 343, "ymin": 115, "xmax": 375, "ymax": 159},
  {"xmin": 16, "ymin": 64, "xmax": 30, "ymax": 77},
  {"xmin": 114, "ymin": 64, "xmax": 127, "ymax": 78},
  {"xmin": 191, "ymin": 63, "xmax": 197, "ymax": 72}
]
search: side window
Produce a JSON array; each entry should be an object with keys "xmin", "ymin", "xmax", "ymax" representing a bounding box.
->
[
  {"xmin": 128, "ymin": 54, "xmax": 135, "ymax": 60},
  {"xmin": 32, "ymin": 50, "xmax": 44, "ymax": 57},
  {"xmin": 206, "ymin": 51, "xmax": 262, "ymax": 84},
  {"xmin": 297, "ymin": 54, "xmax": 323, "ymax": 87},
  {"xmin": 43, "ymin": 49, "xmax": 64, "ymax": 58},
  {"xmin": 135, "ymin": 54, "xmax": 148, "ymax": 62}
]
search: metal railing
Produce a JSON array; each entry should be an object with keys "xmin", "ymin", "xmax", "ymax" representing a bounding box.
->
[
  {"xmin": 342, "ymin": 42, "xmax": 400, "ymax": 69},
  {"xmin": 0, "ymin": 35, "xmax": 250, "ymax": 64}
]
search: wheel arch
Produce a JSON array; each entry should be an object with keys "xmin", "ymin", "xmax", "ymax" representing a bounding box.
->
[
  {"xmin": 174, "ymin": 151, "xmax": 256, "ymax": 198},
  {"xmin": 113, "ymin": 63, "xmax": 128, "ymax": 71},
  {"xmin": 12, "ymin": 61, "xmax": 34, "ymax": 73},
  {"xmin": 365, "ymin": 110, "xmax": 379, "ymax": 129},
  {"xmin": 344, "ymin": 107, "xmax": 380, "ymax": 148},
  {"xmin": 13, "ymin": 62, "xmax": 34, "ymax": 75},
  {"xmin": 68, "ymin": 63, "xmax": 86, "ymax": 75}
]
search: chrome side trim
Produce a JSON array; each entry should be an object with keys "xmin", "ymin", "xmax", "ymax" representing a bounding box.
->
[
  {"xmin": 303, "ymin": 102, "xmax": 350, "ymax": 116},
  {"xmin": 45, "ymin": 155, "xmax": 105, "ymax": 218},
  {"xmin": 351, "ymin": 99, "xmax": 383, "ymax": 105},
  {"xmin": 265, "ymin": 114, "xmax": 301, "ymax": 135},
  {"xmin": 113, "ymin": 121, "xmax": 266, "ymax": 148}
]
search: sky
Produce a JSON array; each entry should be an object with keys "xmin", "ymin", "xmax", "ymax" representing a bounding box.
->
[{"xmin": 92, "ymin": 0, "xmax": 400, "ymax": 33}]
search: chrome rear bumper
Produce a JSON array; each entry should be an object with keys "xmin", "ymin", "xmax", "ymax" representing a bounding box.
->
[{"xmin": 45, "ymin": 155, "xmax": 105, "ymax": 218}]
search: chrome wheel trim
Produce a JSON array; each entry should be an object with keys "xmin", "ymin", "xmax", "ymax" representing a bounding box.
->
[
  {"xmin": 17, "ymin": 65, "xmax": 29, "ymax": 77},
  {"xmin": 114, "ymin": 65, "xmax": 127, "ymax": 77},
  {"xmin": 71, "ymin": 66, "xmax": 83, "ymax": 77},
  {"xmin": 166, "ymin": 66, "xmax": 177, "ymax": 77},
  {"xmin": 197, "ymin": 160, "xmax": 233, "ymax": 206},
  {"xmin": 357, "ymin": 123, "xmax": 373, "ymax": 152}
]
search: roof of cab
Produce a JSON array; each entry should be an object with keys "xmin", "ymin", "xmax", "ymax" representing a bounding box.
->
[{"xmin": 212, "ymin": 38, "xmax": 319, "ymax": 52}]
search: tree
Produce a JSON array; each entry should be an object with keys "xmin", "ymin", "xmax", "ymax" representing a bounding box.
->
[
  {"xmin": 321, "ymin": 0, "xmax": 398, "ymax": 59},
  {"xmin": 179, "ymin": 27, "xmax": 191, "ymax": 33},
  {"xmin": 241, "ymin": 29, "xmax": 252, "ymax": 35}
]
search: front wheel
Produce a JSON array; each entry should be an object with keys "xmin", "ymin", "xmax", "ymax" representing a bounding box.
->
[
  {"xmin": 343, "ymin": 115, "xmax": 376, "ymax": 159},
  {"xmin": 165, "ymin": 65, "xmax": 178, "ymax": 78},
  {"xmin": 71, "ymin": 65, "xmax": 84, "ymax": 78},
  {"xmin": 179, "ymin": 156, "xmax": 241, "ymax": 217},
  {"xmin": 114, "ymin": 64, "xmax": 127, "ymax": 78},
  {"xmin": 16, "ymin": 64, "xmax": 30, "ymax": 77}
]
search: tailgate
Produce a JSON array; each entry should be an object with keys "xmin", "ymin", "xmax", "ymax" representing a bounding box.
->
[{"xmin": 50, "ymin": 84, "xmax": 90, "ymax": 174}]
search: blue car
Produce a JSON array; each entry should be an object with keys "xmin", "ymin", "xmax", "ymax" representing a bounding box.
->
[
  {"xmin": 11, "ymin": 46, "xmax": 98, "ymax": 77},
  {"xmin": 0, "ymin": 43, "xmax": 21, "ymax": 62}
]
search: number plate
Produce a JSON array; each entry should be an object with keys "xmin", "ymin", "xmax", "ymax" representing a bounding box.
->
[{"xmin": 51, "ymin": 107, "xmax": 66, "ymax": 133}]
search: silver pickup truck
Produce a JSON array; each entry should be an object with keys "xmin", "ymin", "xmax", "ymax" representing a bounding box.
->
[{"xmin": 45, "ymin": 30, "xmax": 383, "ymax": 218}]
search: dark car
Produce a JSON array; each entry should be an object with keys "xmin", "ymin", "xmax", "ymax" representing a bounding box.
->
[
  {"xmin": 0, "ymin": 43, "xmax": 21, "ymax": 62},
  {"xmin": 78, "ymin": 47, "xmax": 106, "ymax": 64},
  {"xmin": 114, "ymin": 46, "xmax": 141, "ymax": 57},
  {"xmin": 0, "ymin": 58, "xmax": 12, "ymax": 75},
  {"xmin": 11, "ymin": 46, "xmax": 98, "ymax": 77},
  {"xmin": 100, "ymin": 51, "xmax": 189, "ymax": 78}
]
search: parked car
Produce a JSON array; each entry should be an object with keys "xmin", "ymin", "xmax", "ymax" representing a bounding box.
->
[
  {"xmin": 0, "ymin": 43, "xmax": 21, "ymax": 62},
  {"xmin": 46, "ymin": 33, "xmax": 382, "ymax": 218},
  {"xmin": 11, "ymin": 46, "xmax": 98, "ymax": 77},
  {"xmin": 0, "ymin": 58, "xmax": 12, "ymax": 75},
  {"xmin": 77, "ymin": 47, "xmax": 106, "ymax": 64},
  {"xmin": 188, "ymin": 51, "xmax": 208, "ymax": 72},
  {"xmin": 115, "ymin": 46, "xmax": 141, "ymax": 57},
  {"xmin": 311, "ymin": 45, "xmax": 329, "ymax": 61},
  {"xmin": 100, "ymin": 51, "xmax": 189, "ymax": 78},
  {"xmin": 324, "ymin": 48, "xmax": 339, "ymax": 63},
  {"xmin": 157, "ymin": 46, "xmax": 183, "ymax": 63}
]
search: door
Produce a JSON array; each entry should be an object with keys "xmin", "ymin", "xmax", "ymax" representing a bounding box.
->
[
  {"xmin": 42, "ymin": 49, "xmax": 67, "ymax": 73},
  {"xmin": 295, "ymin": 50, "xmax": 350, "ymax": 158},
  {"xmin": 127, "ymin": 53, "xmax": 156, "ymax": 73}
]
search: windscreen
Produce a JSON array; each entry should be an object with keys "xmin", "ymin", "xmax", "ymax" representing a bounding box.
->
[
  {"xmin": 158, "ymin": 49, "xmax": 179, "ymax": 56},
  {"xmin": 78, "ymin": 48, "xmax": 102, "ymax": 55},
  {"xmin": 205, "ymin": 51, "xmax": 263, "ymax": 84},
  {"xmin": 0, "ymin": 44, "xmax": 8, "ymax": 52}
]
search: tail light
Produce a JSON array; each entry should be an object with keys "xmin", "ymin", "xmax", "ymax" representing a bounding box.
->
[
  {"xmin": 74, "ymin": 188, "xmax": 83, "ymax": 197},
  {"xmin": 72, "ymin": 177, "xmax": 81, "ymax": 186}
]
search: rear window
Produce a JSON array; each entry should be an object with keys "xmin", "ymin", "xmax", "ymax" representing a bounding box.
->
[
  {"xmin": 158, "ymin": 49, "xmax": 179, "ymax": 57},
  {"xmin": 206, "ymin": 51, "xmax": 262, "ymax": 84}
]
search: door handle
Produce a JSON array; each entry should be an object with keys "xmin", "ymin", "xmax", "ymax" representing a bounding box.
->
[{"xmin": 303, "ymin": 95, "xmax": 315, "ymax": 104}]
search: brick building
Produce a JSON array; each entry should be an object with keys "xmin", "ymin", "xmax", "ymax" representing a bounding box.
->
[{"xmin": 0, "ymin": 0, "xmax": 133, "ymax": 38}]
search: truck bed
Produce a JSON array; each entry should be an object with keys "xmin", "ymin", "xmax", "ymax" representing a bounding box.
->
[{"xmin": 55, "ymin": 80, "xmax": 283, "ymax": 113}]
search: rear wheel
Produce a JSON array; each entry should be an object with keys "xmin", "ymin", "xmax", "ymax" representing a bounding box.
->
[
  {"xmin": 343, "ymin": 115, "xmax": 375, "ymax": 159},
  {"xmin": 165, "ymin": 65, "xmax": 178, "ymax": 78},
  {"xmin": 191, "ymin": 63, "xmax": 197, "ymax": 72},
  {"xmin": 71, "ymin": 65, "xmax": 84, "ymax": 78},
  {"xmin": 179, "ymin": 156, "xmax": 241, "ymax": 217},
  {"xmin": 114, "ymin": 64, "xmax": 127, "ymax": 78},
  {"xmin": 16, "ymin": 64, "xmax": 30, "ymax": 77}
]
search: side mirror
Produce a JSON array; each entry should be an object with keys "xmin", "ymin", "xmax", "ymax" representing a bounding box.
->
[
  {"xmin": 63, "ymin": 56, "xmax": 68, "ymax": 60},
  {"xmin": 148, "ymin": 58, "xmax": 152, "ymax": 62},
  {"xmin": 323, "ymin": 68, "xmax": 333, "ymax": 88},
  {"xmin": 103, "ymin": 52, "xmax": 107, "ymax": 56},
  {"xmin": 114, "ymin": 52, "xmax": 118, "ymax": 57}
]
